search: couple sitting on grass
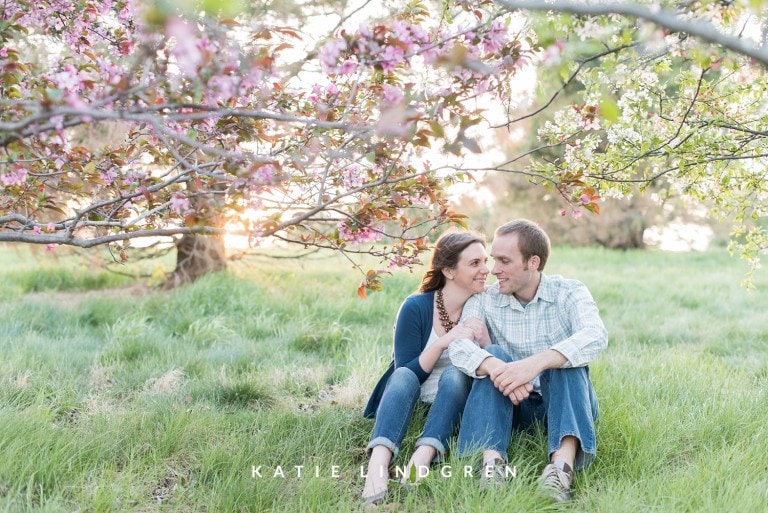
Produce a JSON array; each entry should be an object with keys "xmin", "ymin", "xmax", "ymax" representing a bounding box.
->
[{"xmin": 361, "ymin": 218, "xmax": 608, "ymax": 506}]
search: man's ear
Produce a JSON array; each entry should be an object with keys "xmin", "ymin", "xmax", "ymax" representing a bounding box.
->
[{"xmin": 529, "ymin": 255, "xmax": 541, "ymax": 271}]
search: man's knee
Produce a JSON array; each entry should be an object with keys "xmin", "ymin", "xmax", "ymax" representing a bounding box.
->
[
  {"xmin": 484, "ymin": 344, "xmax": 513, "ymax": 362},
  {"xmin": 542, "ymin": 366, "xmax": 589, "ymax": 386}
]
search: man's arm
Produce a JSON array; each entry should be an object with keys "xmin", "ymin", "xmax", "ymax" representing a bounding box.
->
[
  {"xmin": 486, "ymin": 280, "xmax": 606, "ymax": 403},
  {"xmin": 550, "ymin": 282, "xmax": 608, "ymax": 368},
  {"xmin": 486, "ymin": 349, "xmax": 566, "ymax": 404}
]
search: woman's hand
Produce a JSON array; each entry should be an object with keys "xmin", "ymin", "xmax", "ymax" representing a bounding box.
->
[
  {"xmin": 440, "ymin": 323, "xmax": 476, "ymax": 349},
  {"xmin": 461, "ymin": 317, "xmax": 492, "ymax": 348},
  {"xmin": 448, "ymin": 323, "xmax": 476, "ymax": 340}
]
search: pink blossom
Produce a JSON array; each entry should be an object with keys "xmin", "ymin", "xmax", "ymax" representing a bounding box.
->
[
  {"xmin": 100, "ymin": 169, "xmax": 118, "ymax": 186},
  {"xmin": 341, "ymin": 165, "xmax": 365, "ymax": 189},
  {"xmin": 388, "ymin": 254, "xmax": 418, "ymax": 269},
  {"xmin": 542, "ymin": 40, "xmax": 565, "ymax": 65},
  {"xmin": 51, "ymin": 115, "xmax": 65, "ymax": 131},
  {"xmin": 580, "ymin": 194, "xmax": 590, "ymax": 204},
  {"xmin": 46, "ymin": 223, "xmax": 56, "ymax": 232},
  {"xmin": 391, "ymin": 20, "xmax": 422, "ymax": 54},
  {"xmin": 253, "ymin": 164, "xmax": 275, "ymax": 184},
  {"xmin": 392, "ymin": 21, "xmax": 410, "ymax": 43},
  {"xmin": 357, "ymin": 23, "xmax": 373, "ymax": 40},
  {"xmin": 170, "ymin": 194, "xmax": 191, "ymax": 216},
  {"xmin": 560, "ymin": 210, "xmax": 567, "ymax": 217},
  {"xmin": 197, "ymin": 35, "xmax": 216, "ymax": 54},
  {"xmin": 97, "ymin": 57, "xmax": 124, "ymax": 86},
  {"xmin": 240, "ymin": 67, "xmax": 265, "ymax": 91},
  {"xmin": 376, "ymin": 104, "xmax": 411, "ymax": 138},
  {"xmin": 572, "ymin": 209, "xmax": 583, "ymax": 219},
  {"xmin": 33, "ymin": 225, "xmax": 41, "ymax": 234},
  {"xmin": 0, "ymin": 48, "xmax": 7, "ymax": 58},
  {"xmin": 583, "ymin": 118, "xmax": 601, "ymax": 131},
  {"xmin": 45, "ymin": 244, "xmax": 59, "ymax": 253},
  {"xmin": 382, "ymin": 84, "xmax": 403, "ymax": 105},
  {"xmin": 51, "ymin": 64, "xmax": 87, "ymax": 91},
  {"xmin": 326, "ymin": 83, "xmax": 339, "ymax": 96},
  {"xmin": 206, "ymin": 74, "xmax": 237, "ymax": 104},
  {"xmin": 64, "ymin": 93, "xmax": 88, "ymax": 110},
  {"xmin": 483, "ymin": 19, "xmax": 507, "ymax": 54},
  {"xmin": 379, "ymin": 45, "xmax": 405, "ymax": 72},
  {"xmin": 409, "ymin": 24, "xmax": 430, "ymax": 45},
  {"xmin": 421, "ymin": 29, "xmax": 448, "ymax": 65},
  {"xmin": 0, "ymin": 166, "xmax": 27, "ymax": 186},
  {"xmin": 308, "ymin": 84, "xmax": 322, "ymax": 104},
  {"xmin": 337, "ymin": 60, "xmax": 357, "ymax": 75},
  {"xmin": 166, "ymin": 17, "xmax": 202, "ymax": 77},
  {"xmin": 319, "ymin": 39, "xmax": 347, "ymax": 72},
  {"xmin": 337, "ymin": 220, "xmax": 383, "ymax": 243},
  {"xmin": 123, "ymin": 172, "xmax": 141, "ymax": 186},
  {"xmin": 117, "ymin": 0, "xmax": 136, "ymax": 24}
]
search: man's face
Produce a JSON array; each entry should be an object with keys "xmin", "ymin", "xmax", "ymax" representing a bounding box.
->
[{"xmin": 490, "ymin": 233, "xmax": 537, "ymax": 297}]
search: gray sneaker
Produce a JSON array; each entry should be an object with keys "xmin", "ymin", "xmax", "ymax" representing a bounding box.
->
[
  {"xmin": 538, "ymin": 463, "xmax": 573, "ymax": 502},
  {"xmin": 479, "ymin": 458, "xmax": 514, "ymax": 490}
]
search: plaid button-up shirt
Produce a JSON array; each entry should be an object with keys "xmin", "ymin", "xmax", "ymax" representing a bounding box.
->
[{"xmin": 449, "ymin": 274, "xmax": 608, "ymax": 389}]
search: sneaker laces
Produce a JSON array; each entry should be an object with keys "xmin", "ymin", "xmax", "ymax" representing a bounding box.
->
[{"xmin": 541, "ymin": 463, "xmax": 572, "ymax": 492}]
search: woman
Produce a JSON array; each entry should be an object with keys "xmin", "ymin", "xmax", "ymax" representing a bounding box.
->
[{"xmin": 361, "ymin": 231, "xmax": 490, "ymax": 505}]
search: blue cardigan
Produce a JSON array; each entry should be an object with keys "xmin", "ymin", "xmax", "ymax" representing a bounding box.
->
[
  {"xmin": 363, "ymin": 291, "xmax": 434, "ymax": 418},
  {"xmin": 393, "ymin": 291, "xmax": 435, "ymax": 383}
]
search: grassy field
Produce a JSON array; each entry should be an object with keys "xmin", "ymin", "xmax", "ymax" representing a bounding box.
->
[{"xmin": 0, "ymin": 244, "xmax": 766, "ymax": 512}]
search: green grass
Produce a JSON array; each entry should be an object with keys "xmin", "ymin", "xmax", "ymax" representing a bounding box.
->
[{"xmin": 0, "ymin": 243, "xmax": 767, "ymax": 512}]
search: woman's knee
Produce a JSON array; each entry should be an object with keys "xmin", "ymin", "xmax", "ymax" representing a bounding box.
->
[
  {"xmin": 438, "ymin": 366, "xmax": 471, "ymax": 394},
  {"xmin": 385, "ymin": 366, "xmax": 420, "ymax": 394}
]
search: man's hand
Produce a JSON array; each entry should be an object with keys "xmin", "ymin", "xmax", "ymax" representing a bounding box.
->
[
  {"xmin": 505, "ymin": 383, "xmax": 533, "ymax": 405},
  {"xmin": 489, "ymin": 360, "xmax": 538, "ymax": 405}
]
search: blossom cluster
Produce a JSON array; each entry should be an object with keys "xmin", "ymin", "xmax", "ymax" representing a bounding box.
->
[{"xmin": 337, "ymin": 220, "xmax": 384, "ymax": 244}]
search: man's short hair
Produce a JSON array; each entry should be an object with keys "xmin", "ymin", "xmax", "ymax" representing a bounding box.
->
[{"xmin": 495, "ymin": 219, "xmax": 551, "ymax": 271}]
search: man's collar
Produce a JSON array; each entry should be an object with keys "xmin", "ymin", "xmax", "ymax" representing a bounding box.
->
[
  {"xmin": 534, "ymin": 273, "xmax": 555, "ymax": 303},
  {"xmin": 494, "ymin": 273, "xmax": 554, "ymax": 309}
]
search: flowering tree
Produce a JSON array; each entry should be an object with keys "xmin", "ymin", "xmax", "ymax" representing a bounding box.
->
[
  {"xmin": 488, "ymin": 0, "xmax": 768, "ymax": 285},
  {"xmin": 2, "ymin": 0, "xmax": 768, "ymax": 291},
  {"xmin": 0, "ymin": 0, "xmax": 534, "ymax": 292}
]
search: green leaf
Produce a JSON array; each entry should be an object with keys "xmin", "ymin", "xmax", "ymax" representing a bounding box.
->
[{"xmin": 600, "ymin": 98, "xmax": 620, "ymax": 123}]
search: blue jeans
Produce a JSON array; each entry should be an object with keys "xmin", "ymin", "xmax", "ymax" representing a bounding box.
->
[
  {"xmin": 457, "ymin": 345, "xmax": 599, "ymax": 470},
  {"xmin": 367, "ymin": 366, "xmax": 471, "ymax": 459}
]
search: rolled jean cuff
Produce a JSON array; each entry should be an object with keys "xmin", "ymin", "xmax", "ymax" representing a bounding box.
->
[
  {"xmin": 367, "ymin": 436, "xmax": 399, "ymax": 459},
  {"xmin": 548, "ymin": 436, "xmax": 595, "ymax": 471},
  {"xmin": 414, "ymin": 437, "xmax": 446, "ymax": 462}
]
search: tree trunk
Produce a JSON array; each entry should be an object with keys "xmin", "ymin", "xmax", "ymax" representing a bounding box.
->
[{"xmin": 165, "ymin": 234, "xmax": 227, "ymax": 288}]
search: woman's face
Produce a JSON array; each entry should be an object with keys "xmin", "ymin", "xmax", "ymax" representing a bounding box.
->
[{"xmin": 448, "ymin": 242, "xmax": 489, "ymax": 294}]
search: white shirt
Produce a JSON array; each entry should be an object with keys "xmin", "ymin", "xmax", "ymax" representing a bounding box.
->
[{"xmin": 420, "ymin": 328, "xmax": 451, "ymax": 403}]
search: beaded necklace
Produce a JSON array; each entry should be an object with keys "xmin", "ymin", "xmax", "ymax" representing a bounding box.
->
[{"xmin": 436, "ymin": 288, "xmax": 457, "ymax": 333}]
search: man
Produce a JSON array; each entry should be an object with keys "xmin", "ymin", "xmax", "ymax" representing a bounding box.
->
[{"xmin": 449, "ymin": 219, "xmax": 607, "ymax": 502}]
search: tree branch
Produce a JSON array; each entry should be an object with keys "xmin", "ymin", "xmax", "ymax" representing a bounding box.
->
[{"xmin": 495, "ymin": 0, "xmax": 768, "ymax": 65}]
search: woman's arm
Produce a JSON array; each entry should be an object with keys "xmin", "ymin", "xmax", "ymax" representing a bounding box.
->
[{"xmin": 417, "ymin": 323, "xmax": 477, "ymax": 373}]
